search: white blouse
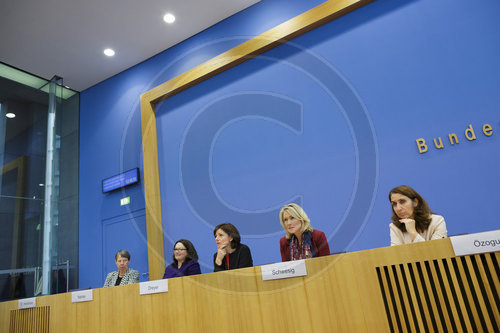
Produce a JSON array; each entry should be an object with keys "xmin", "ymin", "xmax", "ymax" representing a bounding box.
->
[{"xmin": 389, "ymin": 214, "xmax": 447, "ymax": 246}]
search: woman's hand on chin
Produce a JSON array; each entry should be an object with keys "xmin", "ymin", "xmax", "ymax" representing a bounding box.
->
[
  {"xmin": 400, "ymin": 218, "xmax": 418, "ymax": 240},
  {"xmin": 215, "ymin": 246, "xmax": 227, "ymax": 265}
]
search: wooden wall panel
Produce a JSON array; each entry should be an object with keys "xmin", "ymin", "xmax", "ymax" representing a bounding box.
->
[
  {"xmin": 140, "ymin": 97, "xmax": 165, "ymax": 281},
  {"xmin": 1, "ymin": 239, "xmax": 498, "ymax": 333},
  {"xmin": 9, "ymin": 306, "xmax": 49, "ymax": 333},
  {"xmin": 376, "ymin": 252, "xmax": 500, "ymax": 333}
]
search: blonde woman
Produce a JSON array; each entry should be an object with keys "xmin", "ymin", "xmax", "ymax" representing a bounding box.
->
[{"xmin": 279, "ymin": 203, "xmax": 330, "ymax": 262}]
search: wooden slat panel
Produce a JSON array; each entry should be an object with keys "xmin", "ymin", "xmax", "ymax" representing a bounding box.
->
[
  {"xmin": 484, "ymin": 253, "xmax": 500, "ymax": 298},
  {"xmin": 376, "ymin": 266, "xmax": 395, "ymax": 332},
  {"xmin": 390, "ymin": 265, "xmax": 410, "ymax": 332},
  {"xmin": 10, "ymin": 308, "xmax": 16, "ymax": 332},
  {"xmin": 408, "ymin": 262, "xmax": 433, "ymax": 332},
  {"xmin": 426, "ymin": 260, "xmax": 453, "ymax": 332},
  {"xmin": 417, "ymin": 261, "xmax": 442, "ymax": 331},
  {"xmin": 380, "ymin": 265, "xmax": 400, "ymax": 332},
  {"xmin": 445, "ymin": 257, "xmax": 474, "ymax": 332},
  {"xmin": 454, "ymin": 256, "xmax": 482, "ymax": 331},
  {"xmin": 435, "ymin": 259, "xmax": 462, "ymax": 332},
  {"xmin": 9, "ymin": 306, "xmax": 49, "ymax": 333},
  {"xmin": 394, "ymin": 264, "xmax": 417, "ymax": 332},
  {"xmin": 474, "ymin": 255, "xmax": 500, "ymax": 328},
  {"xmin": 43, "ymin": 306, "xmax": 49, "ymax": 333},
  {"xmin": 376, "ymin": 255, "xmax": 500, "ymax": 333},
  {"xmin": 401, "ymin": 263, "xmax": 424, "ymax": 332},
  {"xmin": 464, "ymin": 256, "xmax": 494, "ymax": 332}
]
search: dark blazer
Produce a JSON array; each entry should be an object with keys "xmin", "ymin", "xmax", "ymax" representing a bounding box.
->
[
  {"xmin": 103, "ymin": 268, "xmax": 139, "ymax": 287},
  {"xmin": 280, "ymin": 229, "xmax": 330, "ymax": 262},
  {"xmin": 163, "ymin": 260, "xmax": 201, "ymax": 279},
  {"xmin": 213, "ymin": 244, "xmax": 253, "ymax": 271}
]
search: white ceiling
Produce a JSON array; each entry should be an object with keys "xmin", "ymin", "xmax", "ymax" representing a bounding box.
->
[{"xmin": 0, "ymin": 0, "xmax": 260, "ymax": 91}]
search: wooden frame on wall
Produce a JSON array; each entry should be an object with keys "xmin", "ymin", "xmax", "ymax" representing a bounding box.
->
[{"xmin": 140, "ymin": 0, "xmax": 374, "ymax": 280}]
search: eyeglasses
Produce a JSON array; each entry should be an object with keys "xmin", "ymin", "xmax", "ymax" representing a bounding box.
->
[{"xmin": 174, "ymin": 248, "xmax": 187, "ymax": 252}]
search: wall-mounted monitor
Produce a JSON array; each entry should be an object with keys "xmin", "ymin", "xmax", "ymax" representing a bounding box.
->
[{"xmin": 102, "ymin": 168, "xmax": 140, "ymax": 193}]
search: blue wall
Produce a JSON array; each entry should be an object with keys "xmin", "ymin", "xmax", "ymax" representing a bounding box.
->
[{"xmin": 79, "ymin": 0, "xmax": 500, "ymax": 288}]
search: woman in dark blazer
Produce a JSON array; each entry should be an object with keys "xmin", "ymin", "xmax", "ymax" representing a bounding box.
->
[
  {"xmin": 163, "ymin": 239, "xmax": 201, "ymax": 278},
  {"xmin": 213, "ymin": 223, "xmax": 253, "ymax": 271}
]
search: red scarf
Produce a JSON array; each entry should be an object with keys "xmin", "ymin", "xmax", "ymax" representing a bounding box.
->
[{"xmin": 289, "ymin": 232, "xmax": 313, "ymax": 260}]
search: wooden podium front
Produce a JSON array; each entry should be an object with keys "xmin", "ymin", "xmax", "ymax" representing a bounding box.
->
[{"xmin": 1, "ymin": 238, "xmax": 498, "ymax": 332}]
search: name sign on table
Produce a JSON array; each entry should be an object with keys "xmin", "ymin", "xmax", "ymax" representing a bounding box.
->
[
  {"xmin": 261, "ymin": 260, "xmax": 307, "ymax": 281},
  {"xmin": 71, "ymin": 289, "xmax": 93, "ymax": 303},
  {"xmin": 139, "ymin": 279, "xmax": 168, "ymax": 295},
  {"xmin": 18, "ymin": 297, "xmax": 36, "ymax": 309},
  {"xmin": 450, "ymin": 229, "xmax": 500, "ymax": 256}
]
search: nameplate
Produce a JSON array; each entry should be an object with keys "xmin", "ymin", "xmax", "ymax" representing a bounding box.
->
[
  {"xmin": 139, "ymin": 279, "xmax": 168, "ymax": 295},
  {"xmin": 18, "ymin": 297, "xmax": 36, "ymax": 309},
  {"xmin": 71, "ymin": 289, "xmax": 93, "ymax": 303},
  {"xmin": 261, "ymin": 260, "xmax": 307, "ymax": 281},
  {"xmin": 451, "ymin": 230, "xmax": 500, "ymax": 256}
]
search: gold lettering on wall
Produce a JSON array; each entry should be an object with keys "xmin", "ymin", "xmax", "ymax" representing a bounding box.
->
[
  {"xmin": 416, "ymin": 138, "xmax": 428, "ymax": 153},
  {"xmin": 433, "ymin": 137, "xmax": 444, "ymax": 149},
  {"xmin": 465, "ymin": 124, "xmax": 476, "ymax": 141},
  {"xmin": 416, "ymin": 122, "xmax": 497, "ymax": 154},
  {"xmin": 483, "ymin": 124, "xmax": 493, "ymax": 136},
  {"xmin": 448, "ymin": 133, "xmax": 459, "ymax": 145}
]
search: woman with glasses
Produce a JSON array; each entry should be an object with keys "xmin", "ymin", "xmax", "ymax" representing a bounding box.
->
[
  {"xmin": 163, "ymin": 239, "xmax": 201, "ymax": 279},
  {"xmin": 279, "ymin": 203, "xmax": 330, "ymax": 262}
]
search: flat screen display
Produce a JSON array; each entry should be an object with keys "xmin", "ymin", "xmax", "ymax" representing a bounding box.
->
[{"xmin": 102, "ymin": 168, "xmax": 140, "ymax": 193}]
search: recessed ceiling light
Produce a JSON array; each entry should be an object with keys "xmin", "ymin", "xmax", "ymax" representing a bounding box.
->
[
  {"xmin": 6, "ymin": 112, "xmax": 15, "ymax": 118},
  {"xmin": 104, "ymin": 48, "xmax": 115, "ymax": 57},
  {"xmin": 163, "ymin": 13, "xmax": 175, "ymax": 24},
  {"xmin": 39, "ymin": 183, "xmax": 44, "ymax": 187}
]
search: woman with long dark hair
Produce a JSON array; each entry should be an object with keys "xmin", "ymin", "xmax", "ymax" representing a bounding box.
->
[
  {"xmin": 163, "ymin": 239, "xmax": 201, "ymax": 278},
  {"xmin": 389, "ymin": 185, "xmax": 447, "ymax": 245}
]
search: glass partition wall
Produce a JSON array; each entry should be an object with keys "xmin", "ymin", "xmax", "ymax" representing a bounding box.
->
[{"xmin": 0, "ymin": 63, "xmax": 79, "ymax": 301}]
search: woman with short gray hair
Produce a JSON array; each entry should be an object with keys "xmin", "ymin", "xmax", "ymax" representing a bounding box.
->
[{"xmin": 103, "ymin": 249, "xmax": 139, "ymax": 287}]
